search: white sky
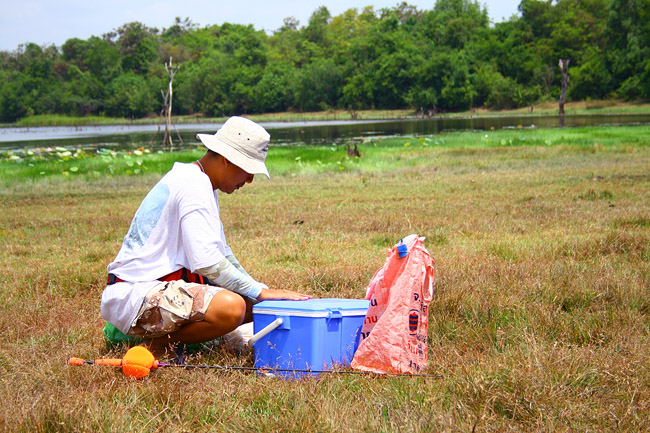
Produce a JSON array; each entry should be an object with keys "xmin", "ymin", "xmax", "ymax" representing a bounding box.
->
[{"xmin": 0, "ymin": 0, "xmax": 521, "ymax": 51}]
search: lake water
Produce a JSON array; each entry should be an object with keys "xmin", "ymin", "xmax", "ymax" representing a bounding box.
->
[{"xmin": 1, "ymin": 113, "xmax": 649, "ymax": 152}]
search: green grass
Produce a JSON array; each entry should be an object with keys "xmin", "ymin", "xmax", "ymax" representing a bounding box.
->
[
  {"xmin": 3, "ymin": 125, "xmax": 649, "ymax": 187},
  {"xmin": 13, "ymin": 114, "xmax": 137, "ymax": 127},
  {"xmin": 7, "ymin": 110, "xmax": 415, "ymax": 128},
  {"xmin": 1, "ymin": 125, "xmax": 649, "ymax": 431},
  {"xmin": 4, "ymin": 100, "xmax": 650, "ymax": 128}
]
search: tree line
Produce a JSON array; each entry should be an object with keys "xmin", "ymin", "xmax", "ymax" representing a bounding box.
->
[{"xmin": 0, "ymin": 0, "xmax": 648, "ymax": 123}]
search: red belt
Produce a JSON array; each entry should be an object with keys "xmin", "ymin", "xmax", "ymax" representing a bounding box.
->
[{"xmin": 107, "ymin": 268, "xmax": 207, "ymax": 285}]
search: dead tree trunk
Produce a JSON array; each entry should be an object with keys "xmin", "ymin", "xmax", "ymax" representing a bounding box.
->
[
  {"xmin": 151, "ymin": 57, "xmax": 183, "ymax": 150},
  {"xmin": 558, "ymin": 59, "xmax": 570, "ymax": 127},
  {"xmin": 163, "ymin": 57, "xmax": 182, "ymax": 150}
]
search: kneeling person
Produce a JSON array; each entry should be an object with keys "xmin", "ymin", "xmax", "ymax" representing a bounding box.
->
[{"xmin": 100, "ymin": 116, "xmax": 310, "ymax": 356}]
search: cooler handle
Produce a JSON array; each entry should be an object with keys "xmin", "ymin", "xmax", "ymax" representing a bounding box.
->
[
  {"xmin": 248, "ymin": 318, "xmax": 284, "ymax": 348},
  {"xmin": 327, "ymin": 309, "xmax": 343, "ymax": 321}
]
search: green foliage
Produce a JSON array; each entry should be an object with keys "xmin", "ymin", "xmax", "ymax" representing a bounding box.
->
[
  {"xmin": 294, "ymin": 58, "xmax": 343, "ymax": 111},
  {"xmin": 0, "ymin": 0, "xmax": 648, "ymax": 122},
  {"xmin": 426, "ymin": 0, "xmax": 489, "ymax": 49},
  {"xmin": 605, "ymin": 0, "xmax": 650, "ymax": 99},
  {"xmin": 250, "ymin": 62, "xmax": 295, "ymax": 113},
  {"xmin": 569, "ymin": 47, "xmax": 613, "ymax": 100},
  {"xmin": 114, "ymin": 22, "xmax": 159, "ymax": 74},
  {"xmin": 475, "ymin": 64, "xmax": 541, "ymax": 109},
  {"xmin": 105, "ymin": 73, "xmax": 158, "ymax": 117},
  {"xmin": 0, "ymin": 71, "xmax": 27, "ymax": 122}
]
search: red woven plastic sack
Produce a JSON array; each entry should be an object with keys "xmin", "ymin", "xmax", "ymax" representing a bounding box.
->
[{"xmin": 351, "ymin": 234, "xmax": 435, "ymax": 374}]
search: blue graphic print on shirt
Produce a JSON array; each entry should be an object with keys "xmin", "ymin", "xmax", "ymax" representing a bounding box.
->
[{"xmin": 124, "ymin": 183, "xmax": 170, "ymax": 250}]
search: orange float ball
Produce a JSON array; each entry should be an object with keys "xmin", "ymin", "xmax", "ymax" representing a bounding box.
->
[{"xmin": 122, "ymin": 346, "xmax": 157, "ymax": 379}]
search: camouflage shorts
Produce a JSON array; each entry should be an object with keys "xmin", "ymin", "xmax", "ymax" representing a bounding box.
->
[{"xmin": 127, "ymin": 280, "xmax": 222, "ymax": 339}]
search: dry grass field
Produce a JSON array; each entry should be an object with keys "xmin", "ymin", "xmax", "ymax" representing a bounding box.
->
[{"xmin": 0, "ymin": 126, "xmax": 648, "ymax": 431}]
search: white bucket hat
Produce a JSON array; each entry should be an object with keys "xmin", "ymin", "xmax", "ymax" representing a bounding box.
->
[{"xmin": 197, "ymin": 116, "xmax": 271, "ymax": 179}]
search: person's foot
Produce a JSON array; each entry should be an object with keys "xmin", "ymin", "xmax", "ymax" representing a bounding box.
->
[{"xmin": 223, "ymin": 322, "xmax": 254, "ymax": 353}]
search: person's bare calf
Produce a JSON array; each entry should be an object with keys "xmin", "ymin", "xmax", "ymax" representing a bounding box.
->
[{"xmin": 144, "ymin": 290, "xmax": 247, "ymax": 358}]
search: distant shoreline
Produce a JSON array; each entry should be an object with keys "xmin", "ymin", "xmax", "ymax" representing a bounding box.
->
[{"xmin": 3, "ymin": 100, "xmax": 650, "ymax": 129}]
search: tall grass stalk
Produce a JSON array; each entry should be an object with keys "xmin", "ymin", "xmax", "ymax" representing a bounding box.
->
[{"xmin": 0, "ymin": 126, "xmax": 648, "ymax": 431}]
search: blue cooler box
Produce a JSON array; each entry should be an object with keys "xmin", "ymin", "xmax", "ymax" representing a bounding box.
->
[{"xmin": 252, "ymin": 298, "xmax": 370, "ymax": 378}]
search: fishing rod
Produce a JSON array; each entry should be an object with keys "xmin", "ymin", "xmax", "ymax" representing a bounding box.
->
[{"xmin": 68, "ymin": 346, "xmax": 442, "ymax": 379}]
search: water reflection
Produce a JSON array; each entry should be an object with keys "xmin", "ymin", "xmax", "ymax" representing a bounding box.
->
[{"xmin": 1, "ymin": 113, "xmax": 649, "ymax": 152}]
